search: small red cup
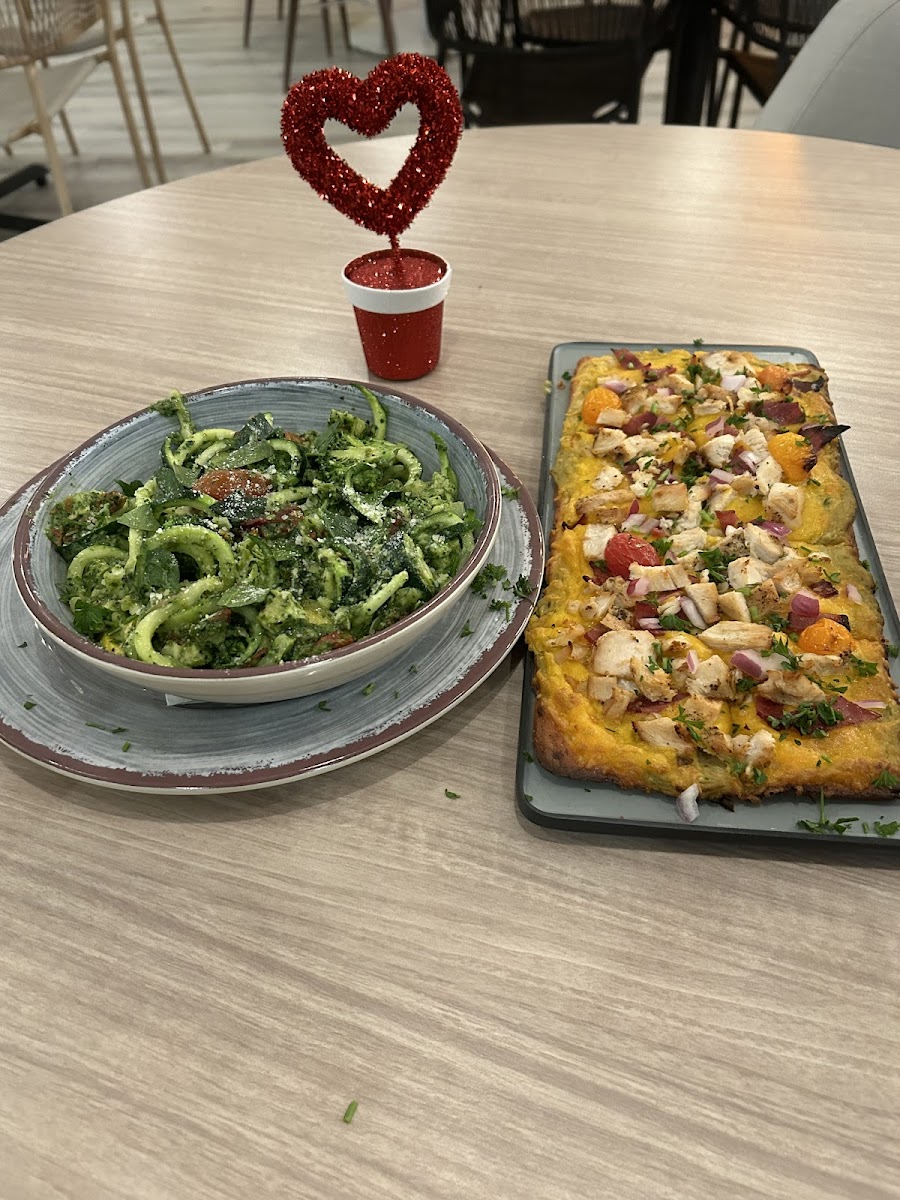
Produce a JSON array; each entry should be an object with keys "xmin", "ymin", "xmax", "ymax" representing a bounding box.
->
[{"xmin": 341, "ymin": 248, "xmax": 452, "ymax": 381}]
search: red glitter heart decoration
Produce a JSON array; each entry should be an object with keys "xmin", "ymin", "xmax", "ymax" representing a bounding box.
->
[{"xmin": 280, "ymin": 53, "xmax": 463, "ymax": 243}]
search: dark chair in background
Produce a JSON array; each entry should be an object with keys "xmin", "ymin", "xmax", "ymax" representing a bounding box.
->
[
  {"xmin": 0, "ymin": 163, "xmax": 49, "ymax": 234},
  {"xmin": 426, "ymin": 0, "xmax": 673, "ymax": 125},
  {"xmin": 707, "ymin": 0, "xmax": 838, "ymax": 126}
]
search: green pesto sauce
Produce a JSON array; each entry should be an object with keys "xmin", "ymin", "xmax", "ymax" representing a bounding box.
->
[{"xmin": 48, "ymin": 388, "xmax": 479, "ymax": 669}]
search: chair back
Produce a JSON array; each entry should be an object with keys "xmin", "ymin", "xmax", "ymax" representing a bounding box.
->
[
  {"xmin": 756, "ymin": 0, "xmax": 900, "ymax": 148},
  {"xmin": 0, "ymin": 0, "xmax": 101, "ymax": 64}
]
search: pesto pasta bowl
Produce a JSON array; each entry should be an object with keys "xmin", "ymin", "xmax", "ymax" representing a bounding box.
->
[{"xmin": 14, "ymin": 378, "xmax": 502, "ymax": 704}]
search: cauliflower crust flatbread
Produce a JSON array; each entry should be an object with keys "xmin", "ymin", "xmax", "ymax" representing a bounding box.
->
[{"xmin": 526, "ymin": 348, "xmax": 900, "ymax": 806}]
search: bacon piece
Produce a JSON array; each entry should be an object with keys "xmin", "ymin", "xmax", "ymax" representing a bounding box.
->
[
  {"xmin": 755, "ymin": 696, "xmax": 785, "ymax": 724},
  {"xmin": 810, "ymin": 580, "xmax": 839, "ymax": 598},
  {"xmin": 612, "ymin": 348, "xmax": 650, "ymax": 372},
  {"xmin": 800, "ymin": 423, "xmax": 850, "ymax": 453},
  {"xmin": 762, "ymin": 399, "xmax": 804, "ymax": 425},
  {"xmin": 833, "ymin": 697, "xmax": 882, "ymax": 724},
  {"xmin": 622, "ymin": 410, "xmax": 658, "ymax": 436},
  {"xmin": 716, "ymin": 510, "xmax": 738, "ymax": 532},
  {"xmin": 632, "ymin": 601, "xmax": 658, "ymax": 623}
]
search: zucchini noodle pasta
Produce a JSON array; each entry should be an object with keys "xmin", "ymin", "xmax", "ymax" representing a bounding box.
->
[{"xmin": 47, "ymin": 387, "xmax": 480, "ymax": 669}]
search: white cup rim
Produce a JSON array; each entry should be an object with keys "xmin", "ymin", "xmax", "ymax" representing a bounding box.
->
[{"xmin": 341, "ymin": 249, "xmax": 452, "ymax": 315}]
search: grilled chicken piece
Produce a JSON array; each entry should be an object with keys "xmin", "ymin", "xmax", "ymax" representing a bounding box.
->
[
  {"xmin": 605, "ymin": 685, "xmax": 635, "ymax": 720},
  {"xmin": 744, "ymin": 524, "xmax": 785, "ymax": 564},
  {"xmin": 702, "ymin": 350, "xmax": 756, "ymax": 376},
  {"xmin": 685, "ymin": 653, "xmax": 735, "ymax": 699},
  {"xmin": 727, "ymin": 556, "xmax": 772, "ymax": 590},
  {"xmin": 592, "ymin": 465, "xmax": 625, "ymax": 491},
  {"xmin": 770, "ymin": 563, "xmax": 803, "ymax": 596},
  {"xmin": 581, "ymin": 593, "xmax": 614, "ymax": 623},
  {"xmin": 582, "ymin": 524, "xmax": 616, "ymax": 560},
  {"xmin": 736, "ymin": 427, "xmax": 769, "ymax": 459},
  {"xmin": 592, "ymin": 629, "xmax": 656, "ymax": 678},
  {"xmin": 679, "ymin": 695, "xmax": 725, "ymax": 724},
  {"xmin": 630, "ymin": 656, "xmax": 676, "ymax": 702},
  {"xmin": 669, "ymin": 528, "xmax": 707, "ymax": 557},
  {"xmin": 596, "ymin": 409, "xmax": 628, "ymax": 428},
  {"xmin": 698, "ymin": 622, "xmax": 773, "ymax": 652},
  {"xmin": 629, "ymin": 563, "xmax": 691, "ymax": 591},
  {"xmin": 587, "ymin": 674, "xmax": 616, "ymax": 702},
  {"xmin": 621, "ymin": 434, "xmax": 659, "ymax": 460},
  {"xmin": 702, "ymin": 435, "xmax": 737, "ymax": 468},
  {"xmin": 684, "ymin": 582, "xmax": 719, "ymax": 624},
  {"xmin": 754, "ymin": 455, "xmax": 783, "ymax": 496},
  {"xmin": 757, "ymin": 671, "xmax": 826, "ymax": 704},
  {"xmin": 650, "ymin": 482, "xmax": 689, "ymax": 513},
  {"xmin": 593, "ymin": 428, "xmax": 627, "ymax": 456},
  {"xmin": 731, "ymin": 729, "xmax": 777, "ymax": 770},
  {"xmin": 718, "ymin": 590, "xmax": 752, "ymax": 622},
  {"xmin": 730, "ymin": 473, "xmax": 759, "ymax": 496},
  {"xmin": 634, "ymin": 717, "xmax": 691, "ymax": 756},
  {"xmin": 577, "ymin": 490, "xmax": 635, "ymax": 523},
  {"xmin": 765, "ymin": 482, "xmax": 804, "ymax": 527}
]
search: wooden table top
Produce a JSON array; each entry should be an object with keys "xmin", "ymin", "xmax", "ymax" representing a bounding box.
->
[{"xmin": 1, "ymin": 125, "xmax": 898, "ymax": 1200}]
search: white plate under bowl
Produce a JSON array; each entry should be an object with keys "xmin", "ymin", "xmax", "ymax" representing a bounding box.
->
[{"xmin": 14, "ymin": 378, "xmax": 502, "ymax": 704}]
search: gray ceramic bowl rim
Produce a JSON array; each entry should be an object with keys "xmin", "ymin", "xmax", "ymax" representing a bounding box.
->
[{"xmin": 13, "ymin": 377, "xmax": 503, "ymax": 681}]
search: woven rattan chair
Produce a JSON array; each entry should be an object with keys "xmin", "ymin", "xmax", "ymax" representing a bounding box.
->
[{"xmin": 0, "ymin": 0, "xmax": 150, "ymax": 214}]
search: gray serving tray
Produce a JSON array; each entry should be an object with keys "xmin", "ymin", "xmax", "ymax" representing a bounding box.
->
[{"xmin": 517, "ymin": 342, "xmax": 900, "ymax": 845}]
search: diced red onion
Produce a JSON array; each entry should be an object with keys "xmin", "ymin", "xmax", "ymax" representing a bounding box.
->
[
  {"xmin": 623, "ymin": 411, "xmax": 658, "ymax": 436},
  {"xmin": 705, "ymin": 416, "xmax": 726, "ymax": 436},
  {"xmin": 639, "ymin": 516, "xmax": 659, "ymax": 535},
  {"xmin": 721, "ymin": 373, "xmax": 747, "ymax": 391},
  {"xmin": 846, "ymin": 583, "xmax": 862, "ymax": 604},
  {"xmin": 637, "ymin": 617, "xmax": 663, "ymax": 631},
  {"xmin": 790, "ymin": 591, "xmax": 820, "ymax": 618},
  {"xmin": 737, "ymin": 451, "xmax": 759, "ymax": 472},
  {"xmin": 680, "ymin": 598, "xmax": 707, "ymax": 629},
  {"xmin": 723, "ymin": 425, "xmax": 740, "ymax": 437},
  {"xmin": 622, "ymin": 512, "xmax": 646, "ymax": 531},
  {"xmin": 627, "ymin": 577, "xmax": 651, "ymax": 597},
  {"xmin": 600, "ymin": 378, "xmax": 629, "ymax": 394},
  {"xmin": 685, "ymin": 649, "xmax": 699, "ymax": 674},
  {"xmin": 675, "ymin": 784, "xmax": 700, "ymax": 823},
  {"xmin": 731, "ymin": 649, "xmax": 769, "ymax": 680},
  {"xmin": 758, "ymin": 520, "xmax": 790, "ymax": 540},
  {"xmin": 789, "ymin": 612, "xmax": 819, "ymax": 632},
  {"xmin": 855, "ymin": 700, "xmax": 887, "ymax": 709},
  {"xmin": 628, "ymin": 497, "xmax": 640, "ymax": 516},
  {"xmin": 709, "ymin": 468, "xmax": 734, "ymax": 484}
]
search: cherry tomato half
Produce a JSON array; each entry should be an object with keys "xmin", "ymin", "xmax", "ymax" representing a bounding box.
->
[
  {"xmin": 603, "ymin": 532, "xmax": 661, "ymax": 578},
  {"xmin": 195, "ymin": 469, "xmax": 271, "ymax": 501}
]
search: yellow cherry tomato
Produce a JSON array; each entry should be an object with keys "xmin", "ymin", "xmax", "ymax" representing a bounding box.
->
[
  {"xmin": 797, "ymin": 618, "xmax": 855, "ymax": 655},
  {"xmin": 767, "ymin": 432, "xmax": 812, "ymax": 483},
  {"xmin": 581, "ymin": 386, "xmax": 623, "ymax": 426}
]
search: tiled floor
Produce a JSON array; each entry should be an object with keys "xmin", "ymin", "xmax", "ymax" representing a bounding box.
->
[{"xmin": 0, "ymin": 0, "xmax": 758, "ymax": 235}]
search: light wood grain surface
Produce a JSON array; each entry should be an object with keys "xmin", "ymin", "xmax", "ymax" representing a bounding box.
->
[{"xmin": 0, "ymin": 125, "xmax": 898, "ymax": 1200}]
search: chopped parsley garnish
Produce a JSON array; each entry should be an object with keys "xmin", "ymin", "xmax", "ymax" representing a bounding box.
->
[
  {"xmin": 444, "ymin": 788, "xmax": 460, "ymax": 799},
  {"xmin": 765, "ymin": 637, "xmax": 801, "ymax": 670},
  {"xmin": 675, "ymin": 706, "xmax": 705, "ymax": 744},
  {"xmin": 561, "ymin": 370, "xmax": 572, "ymax": 382},
  {"xmin": 342, "ymin": 1101, "xmax": 359, "ymax": 1125},
  {"xmin": 699, "ymin": 508, "xmax": 716, "ymax": 529},
  {"xmin": 735, "ymin": 676, "xmax": 757, "ymax": 693},
  {"xmin": 679, "ymin": 455, "xmax": 707, "ymax": 488},
  {"xmin": 23, "ymin": 700, "xmax": 36, "ymax": 710},
  {"xmin": 500, "ymin": 485, "xmax": 520, "ymax": 500},
  {"xmin": 470, "ymin": 562, "xmax": 507, "ymax": 597},
  {"xmin": 650, "ymin": 537, "xmax": 673, "ymax": 558},
  {"xmin": 822, "ymin": 569, "xmax": 841, "ymax": 584},
  {"xmin": 523, "ymin": 750, "xmax": 534, "ymax": 763},
  {"xmin": 511, "ymin": 574, "xmax": 535, "ymax": 599},
  {"xmin": 872, "ymin": 770, "xmax": 900, "ymax": 790},
  {"xmin": 460, "ymin": 621, "xmax": 475, "ymax": 637},
  {"xmin": 692, "ymin": 337, "xmax": 704, "ymax": 347},
  {"xmin": 797, "ymin": 789, "xmax": 858, "ymax": 835},
  {"xmin": 767, "ymin": 700, "xmax": 843, "ymax": 737},
  {"xmin": 86, "ymin": 722, "xmax": 128, "ymax": 734},
  {"xmin": 489, "ymin": 598, "xmax": 512, "ymax": 621},
  {"xmin": 316, "ymin": 700, "xmax": 331, "ymax": 712},
  {"xmin": 71, "ymin": 598, "xmax": 112, "ymax": 637},
  {"xmin": 874, "ymin": 820, "xmax": 900, "ymax": 838},
  {"xmin": 392, "ymin": 690, "xmax": 400, "ymax": 700},
  {"xmin": 750, "ymin": 767, "xmax": 768, "ymax": 786},
  {"xmin": 648, "ymin": 641, "xmax": 673, "ymax": 674},
  {"xmin": 409, "ymin": 664, "xmax": 418, "ymax": 674},
  {"xmin": 660, "ymin": 614, "xmax": 693, "ymax": 633},
  {"xmin": 849, "ymin": 656, "xmax": 878, "ymax": 677},
  {"xmin": 361, "ymin": 682, "xmax": 376, "ymax": 696},
  {"xmin": 121, "ymin": 741, "xmax": 132, "ymax": 752},
  {"xmin": 761, "ymin": 612, "xmax": 789, "ymax": 633},
  {"xmin": 887, "ymin": 643, "xmax": 899, "ymax": 659},
  {"xmin": 685, "ymin": 361, "xmax": 721, "ymax": 385},
  {"xmin": 697, "ymin": 547, "xmax": 731, "ymax": 584},
  {"xmin": 17, "ymin": 641, "xmax": 27, "ymax": 649}
]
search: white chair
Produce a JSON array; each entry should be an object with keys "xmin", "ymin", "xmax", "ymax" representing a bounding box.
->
[
  {"xmin": 755, "ymin": 0, "xmax": 900, "ymax": 148},
  {"xmin": 0, "ymin": 0, "xmax": 151, "ymax": 215}
]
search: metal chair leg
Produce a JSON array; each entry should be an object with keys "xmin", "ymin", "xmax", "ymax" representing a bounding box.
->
[
  {"xmin": 243, "ymin": 0, "xmax": 254, "ymax": 47},
  {"xmin": 728, "ymin": 77, "xmax": 744, "ymax": 127}
]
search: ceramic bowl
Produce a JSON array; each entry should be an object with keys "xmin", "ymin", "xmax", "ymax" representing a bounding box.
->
[{"xmin": 14, "ymin": 378, "xmax": 502, "ymax": 704}]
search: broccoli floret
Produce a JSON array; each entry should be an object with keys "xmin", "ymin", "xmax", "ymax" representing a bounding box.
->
[{"xmin": 152, "ymin": 390, "xmax": 196, "ymax": 440}]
